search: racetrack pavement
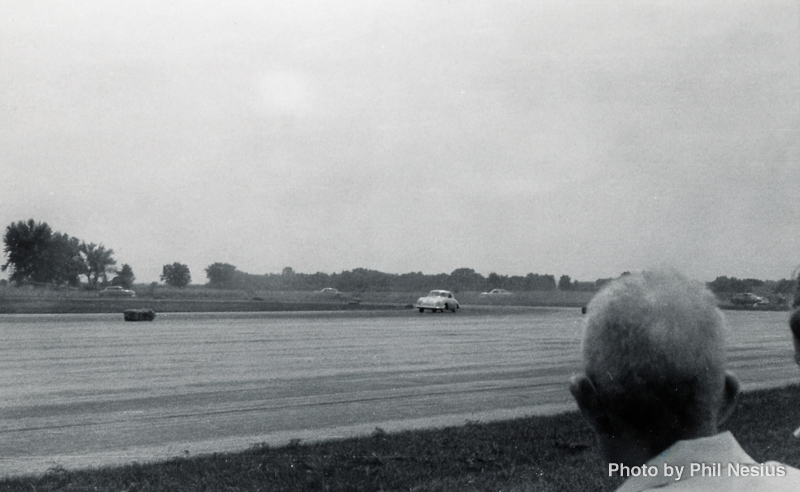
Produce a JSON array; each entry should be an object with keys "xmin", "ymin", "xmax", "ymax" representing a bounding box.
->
[{"xmin": 0, "ymin": 308, "xmax": 795, "ymax": 476}]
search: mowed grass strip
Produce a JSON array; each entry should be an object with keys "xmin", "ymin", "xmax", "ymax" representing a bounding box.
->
[
  {"xmin": 0, "ymin": 286, "xmax": 596, "ymax": 315},
  {"xmin": 2, "ymin": 385, "xmax": 799, "ymax": 492}
]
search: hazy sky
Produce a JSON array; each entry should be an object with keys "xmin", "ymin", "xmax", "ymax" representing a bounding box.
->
[{"xmin": 2, "ymin": 1, "xmax": 799, "ymax": 284}]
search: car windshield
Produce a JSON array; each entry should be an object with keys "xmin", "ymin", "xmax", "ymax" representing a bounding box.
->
[{"xmin": 428, "ymin": 291, "xmax": 448, "ymax": 297}]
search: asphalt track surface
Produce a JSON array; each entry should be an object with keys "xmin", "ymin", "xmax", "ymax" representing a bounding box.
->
[{"xmin": 1, "ymin": 308, "xmax": 797, "ymax": 476}]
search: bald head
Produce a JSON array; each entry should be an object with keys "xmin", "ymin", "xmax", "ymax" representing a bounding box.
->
[
  {"xmin": 574, "ymin": 271, "xmax": 736, "ymax": 456},
  {"xmin": 583, "ymin": 271, "xmax": 727, "ymax": 402}
]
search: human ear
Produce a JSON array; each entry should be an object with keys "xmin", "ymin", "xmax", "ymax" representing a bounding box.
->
[
  {"xmin": 569, "ymin": 374, "xmax": 611, "ymax": 434},
  {"xmin": 717, "ymin": 372, "xmax": 740, "ymax": 425}
]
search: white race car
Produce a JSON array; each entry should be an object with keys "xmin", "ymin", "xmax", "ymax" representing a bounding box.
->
[{"xmin": 414, "ymin": 290, "xmax": 459, "ymax": 313}]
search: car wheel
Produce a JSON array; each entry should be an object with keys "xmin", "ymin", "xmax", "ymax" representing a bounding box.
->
[
  {"xmin": 419, "ymin": 308, "xmax": 424, "ymax": 313},
  {"xmin": 444, "ymin": 303, "xmax": 450, "ymax": 311}
]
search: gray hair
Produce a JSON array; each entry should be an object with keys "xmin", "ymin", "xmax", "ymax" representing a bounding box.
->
[{"xmin": 582, "ymin": 271, "xmax": 728, "ymax": 444}]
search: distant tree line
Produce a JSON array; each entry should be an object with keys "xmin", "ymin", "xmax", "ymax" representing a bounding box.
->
[
  {"xmin": 555, "ymin": 272, "xmax": 632, "ymax": 292},
  {"xmin": 205, "ymin": 264, "xmax": 799, "ymax": 297},
  {"xmin": 203, "ymin": 264, "xmax": 620, "ymax": 293},
  {"xmin": 5, "ymin": 219, "xmax": 798, "ymax": 296},
  {"xmin": 707, "ymin": 276, "xmax": 797, "ymax": 295}
]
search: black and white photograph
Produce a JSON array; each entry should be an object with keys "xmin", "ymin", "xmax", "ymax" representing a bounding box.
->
[{"xmin": 2, "ymin": 1, "xmax": 799, "ymax": 490}]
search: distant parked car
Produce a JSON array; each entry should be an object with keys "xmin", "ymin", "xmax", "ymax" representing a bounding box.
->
[
  {"xmin": 480, "ymin": 288, "xmax": 512, "ymax": 296},
  {"xmin": 319, "ymin": 288, "xmax": 340, "ymax": 295},
  {"xmin": 414, "ymin": 290, "xmax": 459, "ymax": 313},
  {"xmin": 98, "ymin": 286, "xmax": 136, "ymax": 298},
  {"xmin": 730, "ymin": 292, "xmax": 766, "ymax": 306}
]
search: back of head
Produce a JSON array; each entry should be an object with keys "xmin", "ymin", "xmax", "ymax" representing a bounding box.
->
[{"xmin": 582, "ymin": 271, "xmax": 728, "ymax": 449}]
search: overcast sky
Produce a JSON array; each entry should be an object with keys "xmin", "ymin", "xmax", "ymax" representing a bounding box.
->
[{"xmin": 2, "ymin": 1, "xmax": 798, "ymax": 284}]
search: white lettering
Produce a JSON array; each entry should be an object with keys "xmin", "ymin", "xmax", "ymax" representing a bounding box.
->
[
  {"xmin": 727, "ymin": 463, "xmax": 788, "ymax": 477},
  {"xmin": 663, "ymin": 464, "xmax": 684, "ymax": 480},
  {"xmin": 609, "ymin": 463, "xmax": 659, "ymax": 477},
  {"xmin": 689, "ymin": 462, "xmax": 723, "ymax": 476}
]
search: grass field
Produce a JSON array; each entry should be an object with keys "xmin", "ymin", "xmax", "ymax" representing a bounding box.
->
[
  {"xmin": 1, "ymin": 284, "xmax": 784, "ymax": 315},
  {"xmin": 0, "ymin": 285, "xmax": 596, "ymax": 314},
  {"xmin": 1, "ymin": 384, "xmax": 798, "ymax": 491}
]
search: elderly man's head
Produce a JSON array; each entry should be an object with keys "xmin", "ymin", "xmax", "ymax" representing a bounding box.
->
[{"xmin": 570, "ymin": 271, "xmax": 739, "ymax": 464}]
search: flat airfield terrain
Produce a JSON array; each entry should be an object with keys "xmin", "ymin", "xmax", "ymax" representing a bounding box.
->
[{"xmin": 0, "ymin": 308, "xmax": 796, "ymax": 477}]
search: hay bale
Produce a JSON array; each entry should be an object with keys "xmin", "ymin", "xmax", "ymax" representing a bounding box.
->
[{"xmin": 124, "ymin": 308, "xmax": 156, "ymax": 321}]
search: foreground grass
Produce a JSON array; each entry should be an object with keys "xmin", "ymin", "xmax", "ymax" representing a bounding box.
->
[{"xmin": 3, "ymin": 385, "xmax": 799, "ymax": 492}]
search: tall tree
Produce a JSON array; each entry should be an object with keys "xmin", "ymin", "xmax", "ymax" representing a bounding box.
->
[
  {"xmin": 558, "ymin": 275, "xmax": 572, "ymax": 291},
  {"xmin": 2, "ymin": 220, "xmax": 86, "ymax": 286},
  {"xmin": 161, "ymin": 262, "xmax": 191, "ymax": 287},
  {"xmin": 80, "ymin": 242, "xmax": 117, "ymax": 288},
  {"xmin": 2, "ymin": 219, "xmax": 53, "ymax": 284},
  {"xmin": 3, "ymin": 219, "xmax": 69, "ymax": 285},
  {"xmin": 48, "ymin": 233, "xmax": 85, "ymax": 287},
  {"xmin": 111, "ymin": 264, "xmax": 136, "ymax": 289},
  {"xmin": 205, "ymin": 262, "xmax": 237, "ymax": 287}
]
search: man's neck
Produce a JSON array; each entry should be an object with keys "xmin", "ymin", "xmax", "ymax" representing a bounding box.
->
[
  {"xmin": 600, "ymin": 425, "xmax": 717, "ymax": 467},
  {"xmin": 601, "ymin": 433, "xmax": 662, "ymax": 467}
]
